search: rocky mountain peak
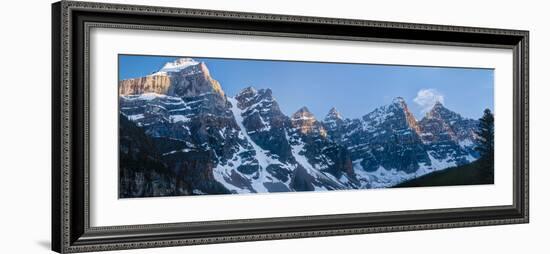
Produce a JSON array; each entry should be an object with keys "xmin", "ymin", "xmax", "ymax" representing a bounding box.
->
[
  {"xmin": 324, "ymin": 107, "xmax": 345, "ymax": 131},
  {"xmin": 165, "ymin": 60, "xmax": 225, "ymax": 99},
  {"xmin": 418, "ymin": 101, "xmax": 477, "ymax": 146},
  {"xmin": 323, "ymin": 107, "xmax": 346, "ymax": 141},
  {"xmin": 158, "ymin": 58, "xmax": 200, "ymax": 73},
  {"xmin": 292, "ymin": 107, "xmax": 313, "ymax": 119},
  {"xmin": 387, "ymin": 97, "xmax": 420, "ymax": 134},
  {"xmin": 424, "ymin": 101, "xmax": 460, "ymax": 122},
  {"xmin": 235, "ymin": 87, "xmax": 275, "ymax": 110},
  {"xmin": 392, "ymin": 96, "xmax": 406, "ymax": 105},
  {"xmin": 391, "ymin": 97, "xmax": 411, "ymax": 113},
  {"xmin": 237, "ymin": 87, "xmax": 273, "ymax": 99},
  {"xmin": 119, "ymin": 58, "xmax": 225, "ymax": 99},
  {"xmin": 426, "ymin": 100, "xmax": 445, "ymax": 114},
  {"xmin": 325, "ymin": 107, "xmax": 343, "ymax": 121},
  {"xmin": 237, "ymin": 86, "xmax": 258, "ymax": 98},
  {"xmin": 291, "ymin": 107, "xmax": 327, "ymax": 137}
]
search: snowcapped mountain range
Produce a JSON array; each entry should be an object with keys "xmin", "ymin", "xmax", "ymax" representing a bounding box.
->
[{"xmin": 118, "ymin": 58, "xmax": 481, "ymax": 197}]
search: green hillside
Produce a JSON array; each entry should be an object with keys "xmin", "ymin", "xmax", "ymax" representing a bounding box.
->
[{"xmin": 394, "ymin": 159, "xmax": 493, "ymax": 188}]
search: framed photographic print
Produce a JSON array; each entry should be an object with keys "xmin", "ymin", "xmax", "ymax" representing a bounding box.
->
[{"xmin": 52, "ymin": 1, "xmax": 529, "ymax": 253}]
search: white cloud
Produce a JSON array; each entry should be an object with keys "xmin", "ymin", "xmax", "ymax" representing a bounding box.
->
[{"xmin": 414, "ymin": 89, "xmax": 445, "ymax": 114}]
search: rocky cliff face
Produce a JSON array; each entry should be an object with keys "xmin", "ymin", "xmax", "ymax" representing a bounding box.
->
[{"xmin": 119, "ymin": 74, "xmax": 171, "ymax": 96}]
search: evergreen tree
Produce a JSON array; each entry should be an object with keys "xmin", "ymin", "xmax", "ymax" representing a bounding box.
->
[
  {"xmin": 475, "ymin": 109, "xmax": 494, "ymax": 159},
  {"xmin": 475, "ymin": 109, "xmax": 494, "ymax": 180}
]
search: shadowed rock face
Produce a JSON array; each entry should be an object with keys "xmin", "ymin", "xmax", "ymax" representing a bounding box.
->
[
  {"xmin": 118, "ymin": 113, "xmax": 231, "ymax": 197},
  {"xmin": 166, "ymin": 62, "xmax": 225, "ymax": 99},
  {"xmin": 119, "ymin": 57, "xmax": 483, "ymax": 196},
  {"xmin": 235, "ymin": 87, "xmax": 293, "ymax": 162}
]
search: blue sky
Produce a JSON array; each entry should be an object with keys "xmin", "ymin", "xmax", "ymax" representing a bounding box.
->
[{"xmin": 119, "ymin": 55, "xmax": 494, "ymax": 120}]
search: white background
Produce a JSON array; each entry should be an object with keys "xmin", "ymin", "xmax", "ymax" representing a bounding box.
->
[
  {"xmin": 91, "ymin": 28, "xmax": 513, "ymax": 226},
  {"xmin": 0, "ymin": 0, "xmax": 547, "ymax": 253}
]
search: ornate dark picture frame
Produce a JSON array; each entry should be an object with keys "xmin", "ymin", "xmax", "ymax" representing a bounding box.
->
[{"xmin": 52, "ymin": 1, "xmax": 529, "ymax": 253}]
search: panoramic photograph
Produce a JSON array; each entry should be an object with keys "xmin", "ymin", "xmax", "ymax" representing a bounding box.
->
[{"xmin": 118, "ymin": 55, "xmax": 495, "ymax": 198}]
